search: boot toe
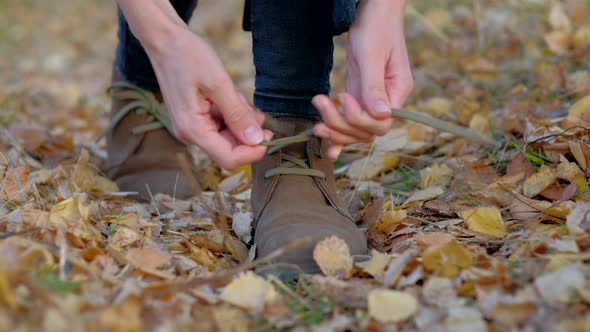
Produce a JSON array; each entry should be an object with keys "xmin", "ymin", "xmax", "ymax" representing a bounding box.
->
[
  {"xmin": 116, "ymin": 169, "xmax": 195, "ymax": 200},
  {"xmin": 256, "ymin": 220, "xmax": 367, "ymax": 274}
]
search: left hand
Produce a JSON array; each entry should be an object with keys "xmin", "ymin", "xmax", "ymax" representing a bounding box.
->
[{"xmin": 313, "ymin": 0, "xmax": 413, "ymax": 160}]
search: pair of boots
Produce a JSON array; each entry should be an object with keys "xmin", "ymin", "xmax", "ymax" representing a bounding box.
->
[{"xmin": 105, "ymin": 72, "xmax": 367, "ymax": 273}]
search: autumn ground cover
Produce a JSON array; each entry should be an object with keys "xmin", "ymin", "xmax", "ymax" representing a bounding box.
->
[{"xmin": 1, "ymin": 0, "xmax": 590, "ymax": 331}]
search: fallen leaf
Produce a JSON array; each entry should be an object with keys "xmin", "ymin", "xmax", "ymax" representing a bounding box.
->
[
  {"xmin": 363, "ymin": 250, "xmax": 393, "ymax": 278},
  {"xmin": 403, "ymin": 186, "xmax": 444, "ymax": 205},
  {"xmin": 47, "ymin": 195, "xmax": 100, "ymax": 241},
  {"xmin": 231, "ymin": 211, "xmax": 253, "ymax": 243},
  {"xmin": 98, "ymin": 296, "xmax": 144, "ymax": 332},
  {"xmin": 313, "ymin": 236, "xmax": 353, "ymax": 278},
  {"xmin": 422, "ymin": 240, "xmax": 472, "ymax": 277},
  {"xmin": 568, "ymin": 94, "xmax": 590, "ymax": 118},
  {"xmin": 566, "ymin": 202, "xmax": 590, "ymax": 236},
  {"xmin": 548, "ymin": 2, "xmax": 572, "ymax": 32},
  {"xmin": 459, "ymin": 207, "xmax": 506, "ymax": 238},
  {"xmin": 570, "ymin": 140, "xmax": 588, "ymax": 171},
  {"xmin": 445, "ymin": 307, "xmax": 487, "ymax": 332},
  {"xmin": 367, "ymin": 289, "xmax": 418, "ymax": 323},
  {"xmin": 535, "ymin": 264, "xmax": 585, "ymax": 304},
  {"xmin": 224, "ymin": 235, "xmax": 249, "ymax": 263},
  {"xmin": 218, "ymin": 170, "xmax": 248, "ymax": 193},
  {"xmin": 420, "ymin": 97, "xmax": 453, "ymax": 117},
  {"xmin": 489, "ymin": 302, "xmax": 538, "ymax": 326},
  {"xmin": 220, "ymin": 272, "xmax": 277, "ymax": 311},
  {"xmin": 522, "ymin": 166, "xmax": 557, "ymax": 197},
  {"xmin": 2, "ymin": 165, "xmax": 29, "ymax": 202},
  {"xmin": 419, "ymin": 163, "xmax": 452, "ymax": 189},
  {"xmin": 422, "ymin": 277, "xmax": 457, "ymax": 307},
  {"xmin": 415, "ymin": 232, "xmax": 454, "ymax": 248},
  {"xmin": 71, "ymin": 149, "xmax": 118, "ymax": 194},
  {"xmin": 126, "ymin": 247, "xmax": 172, "ymax": 278},
  {"xmin": 557, "ymin": 160, "xmax": 584, "ymax": 182},
  {"xmin": 544, "ymin": 30, "xmax": 572, "ymax": 55},
  {"xmin": 573, "ymin": 25, "xmax": 590, "ymax": 49},
  {"xmin": 375, "ymin": 209, "xmax": 406, "ymax": 233}
]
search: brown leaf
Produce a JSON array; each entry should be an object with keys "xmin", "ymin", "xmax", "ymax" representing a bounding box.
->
[{"xmin": 2, "ymin": 165, "xmax": 29, "ymax": 202}]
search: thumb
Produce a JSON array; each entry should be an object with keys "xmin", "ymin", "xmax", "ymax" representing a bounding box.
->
[
  {"xmin": 207, "ymin": 78, "xmax": 264, "ymax": 146},
  {"xmin": 360, "ymin": 63, "xmax": 391, "ymax": 120}
]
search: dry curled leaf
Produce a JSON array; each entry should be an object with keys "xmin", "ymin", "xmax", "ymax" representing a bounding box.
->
[
  {"xmin": 522, "ymin": 166, "xmax": 557, "ymax": 198},
  {"xmin": 422, "ymin": 239, "xmax": 472, "ymax": 278},
  {"xmin": 313, "ymin": 236, "xmax": 353, "ymax": 278}
]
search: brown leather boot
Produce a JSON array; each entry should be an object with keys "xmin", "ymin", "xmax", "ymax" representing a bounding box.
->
[
  {"xmin": 105, "ymin": 70, "xmax": 199, "ymax": 200},
  {"xmin": 252, "ymin": 116, "xmax": 368, "ymax": 273}
]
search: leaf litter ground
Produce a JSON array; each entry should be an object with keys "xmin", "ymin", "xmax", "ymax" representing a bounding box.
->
[{"xmin": 2, "ymin": 0, "xmax": 590, "ymax": 331}]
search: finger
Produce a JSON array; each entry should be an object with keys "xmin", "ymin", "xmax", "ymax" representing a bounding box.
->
[
  {"xmin": 327, "ymin": 144, "xmax": 343, "ymax": 161},
  {"xmin": 359, "ymin": 58, "xmax": 392, "ymax": 120},
  {"xmin": 195, "ymin": 129, "xmax": 267, "ymax": 170},
  {"xmin": 340, "ymin": 92, "xmax": 393, "ymax": 136},
  {"xmin": 312, "ymin": 95, "xmax": 374, "ymax": 140},
  {"xmin": 314, "ymin": 123, "xmax": 374, "ymax": 145},
  {"xmin": 205, "ymin": 74, "xmax": 264, "ymax": 146},
  {"xmin": 386, "ymin": 74, "xmax": 414, "ymax": 109}
]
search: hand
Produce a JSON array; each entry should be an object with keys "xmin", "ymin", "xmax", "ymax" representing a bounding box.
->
[
  {"xmin": 146, "ymin": 26, "xmax": 271, "ymax": 169},
  {"xmin": 313, "ymin": 0, "xmax": 413, "ymax": 160}
]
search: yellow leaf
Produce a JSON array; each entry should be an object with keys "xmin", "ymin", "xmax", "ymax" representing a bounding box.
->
[
  {"xmin": 220, "ymin": 272, "xmax": 277, "ymax": 311},
  {"xmin": 403, "ymin": 186, "xmax": 444, "ymax": 205},
  {"xmin": 376, "ymin": 209, "xmax": 407, "ymax": 232},
  {"xmin": 573, "ymin": 25, "xmax": 590, "ymax": 49},
  {"xmin": 367, "ymin": 290, "xmax": 418, "ymax": 323},
  {"xmin": 419, "ymin": 163, "xmax": 452, "ymax": 189},
  {"xmin": 557, "ymin": 160, "xmax": 584, "ymax": 182},
  {"xmin": 381, "ymin": 155, "xmax": 400, "ymax": 172},
  {"xmin": 363, "ymin": 250, "xmax": 393, "ymax": 278},
  {"xmin": 421, "ymin": 97, "xmax": 453, "ymax": 117},
  {"xmin": 522, "ymin": 166, "xmax": 557, "ymax": 197},
  {"xmin": 569, "ymin": 140, "xmax": 587, "ymax": 171},
  {"xmin": 224, "ymin": 235, "xmax": 249, "ymax": 263},
  {"xmin": 544, "ymin": 30, "xmax": 572, "ymax": 55},
  {"xmin": 459, "ymin": 207, "xmax": 506, "ymax": 238},
  {"xmin": 423, "ymin": 240, "xmax": 472, "ymax": 277},
  {"xmin": 313, "ymin": 236, "xmax": 353, "ymax": 278},
  {"xmin": 232, "ymin": 164, "xmax": 252, "ymax": 181},
  {"xmin": 48, "ymin": 196, "xmax": 100, "ymax": 241},
  {"xmin": 71, "ymin": 149, "xmax": 119, "ymax": 194},
  {"xmin": 569, "ymin": 94, "xmax": 590, "ymax": 118}
]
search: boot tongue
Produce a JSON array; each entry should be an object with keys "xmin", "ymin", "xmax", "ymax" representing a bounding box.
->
[{"xmin": 269, "ymin": 116, "xmax": 317, "ymax": 159}]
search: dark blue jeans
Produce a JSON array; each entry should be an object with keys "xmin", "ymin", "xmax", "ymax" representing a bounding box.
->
[{"xmin": 115, "ymin": 0, "xmax": 356, "ymax": 116}]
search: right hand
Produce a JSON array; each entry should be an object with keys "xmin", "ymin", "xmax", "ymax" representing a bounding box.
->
[{"xmin": 146, "ymin": 26, "xmax": 271, "ymax": 170}]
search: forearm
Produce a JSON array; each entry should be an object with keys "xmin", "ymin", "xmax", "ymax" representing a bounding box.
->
[{"xmin": 116, "ymin": 0, "xmax": 186, "ymax": 53}]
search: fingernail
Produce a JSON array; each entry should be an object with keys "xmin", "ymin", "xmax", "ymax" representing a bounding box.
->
[
  {"xmin": 375, "ymin": 101, "xmax": 390, "ymax": 114},
  {"xmin": 244, "ymin": 126, "xmax": 264, "ymax": 145}
]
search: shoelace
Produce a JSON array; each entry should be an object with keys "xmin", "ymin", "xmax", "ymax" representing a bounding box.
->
[
  {"xmin": 260, "ymin": 129, "xmax": 327, "ymax": 180},
  {"xmin": 98, "ymin": 82, "xmax": 173, "ymax": 141},
  {"xmin": 101, "ymin": 82, "xmax": 327, "ymax": 179}
]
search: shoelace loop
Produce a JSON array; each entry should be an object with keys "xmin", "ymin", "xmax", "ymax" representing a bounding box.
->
[
  {"xmin": 101, "ymin": 82, "xmax": 327, "ymax": 180},
  {"xmin": 260, "ymin": 128, "xmax": 327, "ymax": 180},
  {"xmin": 98, "ymin": 82, "xmax": 173, "ymax": 141}
]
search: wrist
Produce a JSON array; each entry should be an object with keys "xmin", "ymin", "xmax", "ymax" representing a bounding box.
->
[
  {"xmin": 138, "ymin": 21, "xmax": 186, "ymax": 56},
  {"xmin": 359, "ymin": 0, "xmax": 406, "ymax": 15}
]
